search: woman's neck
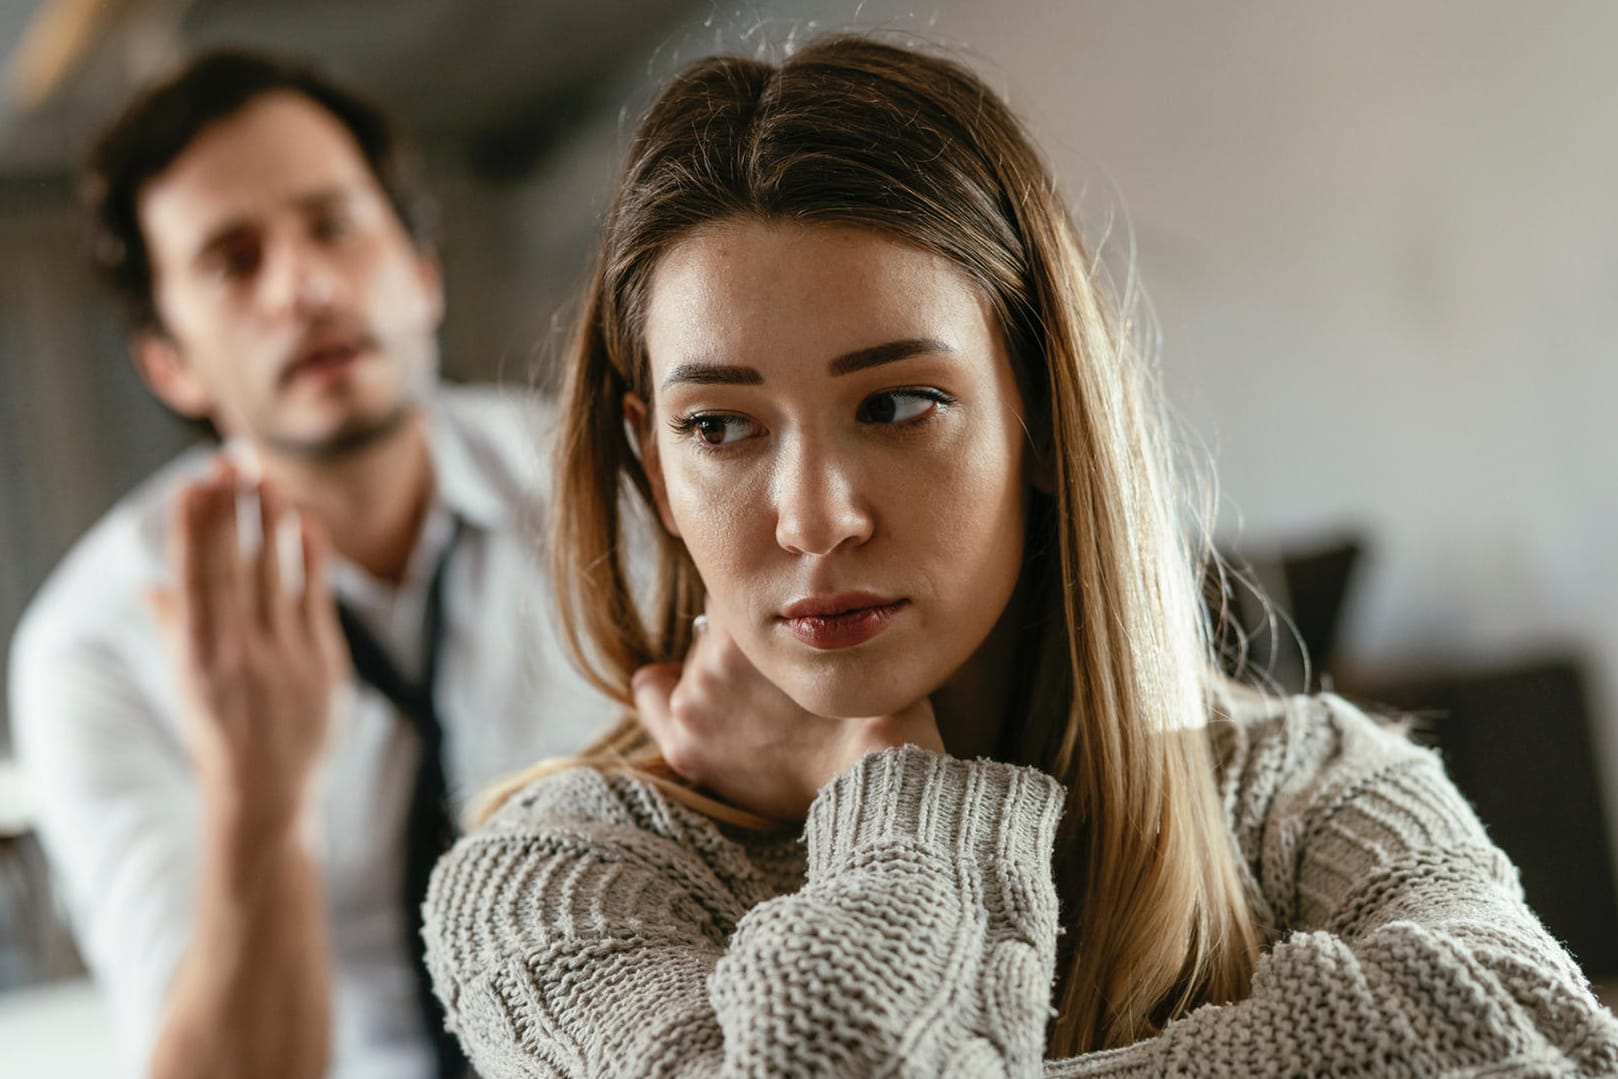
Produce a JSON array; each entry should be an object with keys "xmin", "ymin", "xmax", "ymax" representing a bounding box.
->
[{"xmin": 931, "ymin": 581, "xmax": 1029, "ymax": 761}]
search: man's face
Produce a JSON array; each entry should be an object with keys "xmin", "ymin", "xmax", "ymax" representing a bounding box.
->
[{"xmin": 136, "ymin": 90, "xmax": 442, "ymax": 457}]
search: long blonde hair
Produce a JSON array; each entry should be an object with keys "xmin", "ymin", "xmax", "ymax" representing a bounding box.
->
[{"xmin": 480, "ymin": 35, "xmax": 1260, "ymax": 1055}]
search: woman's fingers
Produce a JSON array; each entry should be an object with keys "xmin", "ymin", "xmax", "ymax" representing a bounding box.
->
[
  {"xmin": 683, "ymin": 608, "xmax": 750, "ymax": 689},
  {"xmin": 632, "ymin": 661, "xmax": 688, "ymax": 771},
  {"xmin": 632, "ymin": 662, "xmax": 682, "ymax": 731}
]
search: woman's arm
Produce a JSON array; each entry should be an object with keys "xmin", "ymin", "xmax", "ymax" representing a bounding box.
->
[
  {"xmin": 718, "ymin": 746, "xmax": 1063, "ymax": 1076},
  {"xmin": 423, "ymin": 746, "xmax": 1064, "ymax": 1078},
  {"xmin": 1045, "ymin": 697, "xmax": 1618, "ymax": 1078}
]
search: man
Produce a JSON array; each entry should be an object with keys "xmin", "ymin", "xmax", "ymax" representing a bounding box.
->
[{"xmin": 8, "ymin": 50, "xmax": 612, "ymax": 1078}]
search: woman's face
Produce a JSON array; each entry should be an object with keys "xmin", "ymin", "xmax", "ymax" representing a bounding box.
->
[{"xmin": 639, "ymin": 219, "xmax": 1031, "ymax": 719}]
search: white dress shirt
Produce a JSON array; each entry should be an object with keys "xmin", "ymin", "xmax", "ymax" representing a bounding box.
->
[{"xmin": 9, "ymin": 383, "xmax": 619, "ymax": 1077}]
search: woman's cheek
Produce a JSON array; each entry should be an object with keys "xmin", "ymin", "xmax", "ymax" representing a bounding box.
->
[{"xmin": 668, "ymin": 465, "xmax": 767, "ymax": 588}]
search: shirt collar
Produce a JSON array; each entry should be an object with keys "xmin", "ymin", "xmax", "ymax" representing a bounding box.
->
[
  {"xmin": 327, "ymin": 391, "xmax": 510, "ymax": 607},
  {"xmin": 423, "ymin": 393, "xmax": 509, "ymax": 533}
]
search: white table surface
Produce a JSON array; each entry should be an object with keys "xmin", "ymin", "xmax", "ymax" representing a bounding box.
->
[
  {"xmin": 0, "ymin": 758, "xmax": 32, "ymax": 838},
  {"xmin": 0, "ymin": 976, "xmax": 121, "ymax": 1076}
]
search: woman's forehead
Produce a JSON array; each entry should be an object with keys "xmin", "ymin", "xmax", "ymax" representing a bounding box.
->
[{"xmin": 643, "ymin": 219, "xmax": 1000, "ymax": 379}]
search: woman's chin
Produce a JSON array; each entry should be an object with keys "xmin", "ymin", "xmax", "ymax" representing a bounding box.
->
[{"xmin": 776, "ymin": 666, "xmax": 931, "ymax": 722}]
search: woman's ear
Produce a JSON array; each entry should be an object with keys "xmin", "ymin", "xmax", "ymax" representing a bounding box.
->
[{"xmin": 623, "ymin": 392, "xmax": 681, "ymax": 537}]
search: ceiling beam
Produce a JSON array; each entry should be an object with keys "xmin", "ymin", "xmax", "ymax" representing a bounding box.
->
[{"xmin": 4, "ymin": 0, "xmax": 193, "ymax": 112}]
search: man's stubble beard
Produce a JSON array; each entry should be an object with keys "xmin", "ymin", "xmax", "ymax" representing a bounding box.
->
[
  {"xmin": 260, "ymin": 337, "xmax": 435, "ymax": 461},
  {"xmin": 261, "ymin": 398, "xmax": 415, "ymax": 461}
]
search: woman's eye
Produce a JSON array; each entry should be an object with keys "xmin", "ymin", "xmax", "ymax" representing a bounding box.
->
[
  {"xmin": 857, "ymin": 390, "xmax": 947, "ymax": 425},
  {"xmin": 671, "ymin": 413, "xmax": 758, "ymax": 447}
]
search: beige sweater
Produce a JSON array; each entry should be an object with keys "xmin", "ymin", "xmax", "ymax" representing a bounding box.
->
[{"xmin": 423, "ymin": 695, "xmax": 1618, "ymax": 1076}]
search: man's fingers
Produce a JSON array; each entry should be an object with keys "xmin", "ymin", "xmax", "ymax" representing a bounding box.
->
[
  {"xmin": 277, "ymin": 504, "xmax": 305, "ymax": 597},
  {"xmin": 258, "ymin": 479, "xmax": 305, "ymax": 626},
  {"xmin": 299, "ymin": 516, "xmax": 345, "ymax": 669},
  {"xmin": 300, "ymin": 514, "xmax": 329, "ymax": 616},
  {"xmin": 254, "ymin": 480, "xmax": 284, "ymax": 626},
  {"xmin": 143, "ymin": 585, "xmax": 177, "ymax": 644},
  {"xmin": 200, "ymin": 473, "xmax": 248, "ymax": 645},
  {"xmin": 174, "ymin": 484, "xmax": 216, "ymax": 664}
]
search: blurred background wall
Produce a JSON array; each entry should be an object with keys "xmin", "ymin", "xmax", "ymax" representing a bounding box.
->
[{"xmin": 1, "ymin": 0, "xmax": 1615, "ymax": 1049}]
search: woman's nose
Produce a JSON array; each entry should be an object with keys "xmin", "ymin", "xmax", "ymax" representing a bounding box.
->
[{"xmin": 772, "ymin": 442, "xmax": 875, "ymax": 557}]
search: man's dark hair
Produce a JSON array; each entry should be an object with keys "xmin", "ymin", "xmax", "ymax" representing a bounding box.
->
[{"xmin": 83, "ymin": 48, "xmax": 435, "ymax": 333}]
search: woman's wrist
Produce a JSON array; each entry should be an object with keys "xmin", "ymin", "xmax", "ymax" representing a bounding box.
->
[
  {"xmin": 803, "ymin": 746, "xmax": 1066, "ymax": 879},
  {"xmin": 816, "ymin": 709, "xmax": 944, "ymax": 794}
]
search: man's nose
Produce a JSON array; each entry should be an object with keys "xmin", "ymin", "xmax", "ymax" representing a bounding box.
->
[
  {"xmin": 772, "ymin": 440, "xmax": 875, "ymax": 557},
  {"xmin": 260, "ymin": 237, "xmax": 344, "ymax": 316}
]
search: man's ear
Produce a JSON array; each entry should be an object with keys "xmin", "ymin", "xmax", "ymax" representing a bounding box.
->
[
  {"xmin": 414, "ymin": 251, "xmax": 445, "ymax": 330},
  {"xmin": 132, "ymin": 332, "xmax": 214, "ymax": 419},
  {"xmin": 623, "ymin": 392, "xmax": 680, "ymax": 537}
]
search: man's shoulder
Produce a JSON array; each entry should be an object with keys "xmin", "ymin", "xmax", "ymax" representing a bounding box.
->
[
  {"xmin": 11, "ymin": 445, "xmax": 212, "ymax": 666},
  {"xmin": 432, "ymin": 381, "xmax": 557, "ymax": 449}
]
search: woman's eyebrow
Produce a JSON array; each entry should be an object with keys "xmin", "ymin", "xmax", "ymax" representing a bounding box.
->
[
  {"xmin": 662, "ymin": 363, "xmax": 764, "ymax": 389},
  {"xmin": 828, "ymin": 337, "xmax": 955, "ymax": 376},
  {"xmin": 662, "ymin": 337, "xmax": 956, "ymax": 390}
]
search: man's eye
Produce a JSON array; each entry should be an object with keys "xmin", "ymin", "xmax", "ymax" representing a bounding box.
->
[
  {"xmin": 857, "ymin": 390, "xmax": 946, "ymax": 424},
  {"xmin": 211, "ymin": 245, "xmax": 261, "ymax": 281},
  {"xmin": 313, "ymin": 215, "xmax": 353, "ymax": 242}
]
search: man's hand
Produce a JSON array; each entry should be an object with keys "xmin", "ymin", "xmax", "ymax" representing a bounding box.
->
[
  {"xmin": 632, "ymin": 615, "xmax": 943, "ymax": 822},
  {"xmin": 148, "ymin": 459, "xmax": 348, "ymax": 853}
]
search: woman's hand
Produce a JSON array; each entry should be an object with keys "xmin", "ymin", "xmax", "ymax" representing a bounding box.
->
[{"xmin": 632, "ymin": 616, "xmax": 944, "ymax": 822}]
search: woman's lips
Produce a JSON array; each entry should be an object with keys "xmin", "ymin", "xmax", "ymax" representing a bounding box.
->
[{"xmin": 779, "ymin": 594, "xmax": 908, "ymax": 650}]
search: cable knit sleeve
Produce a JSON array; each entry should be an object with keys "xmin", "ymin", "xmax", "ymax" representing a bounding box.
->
[
  {"xmin": 422, "ymin": 746, "xmax": 1065, "ymax": 1078},
  {"xmin": 1045, "ymin": 695, "xmax": 1618, "ymax": 1078}
]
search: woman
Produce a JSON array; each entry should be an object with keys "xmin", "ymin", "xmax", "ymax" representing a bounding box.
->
[{"xmin": 423, "ymin": 36, "xmax": 1618, "ymax": 1076}]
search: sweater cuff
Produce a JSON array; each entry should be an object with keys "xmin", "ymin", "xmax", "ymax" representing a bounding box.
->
[{"xmin": 803, "ymin": 744, "xmax": 1066, "ymax": 879}]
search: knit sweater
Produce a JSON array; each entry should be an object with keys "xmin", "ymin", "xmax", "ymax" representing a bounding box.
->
[{"xmin": 422, "ymin": 694, "xmax": 1618, "ymax": 1076}]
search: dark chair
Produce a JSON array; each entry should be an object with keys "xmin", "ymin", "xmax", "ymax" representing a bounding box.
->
[{"xmin": 1360, "ymin": 659, "xmax": 1618, "ymax": 979}]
